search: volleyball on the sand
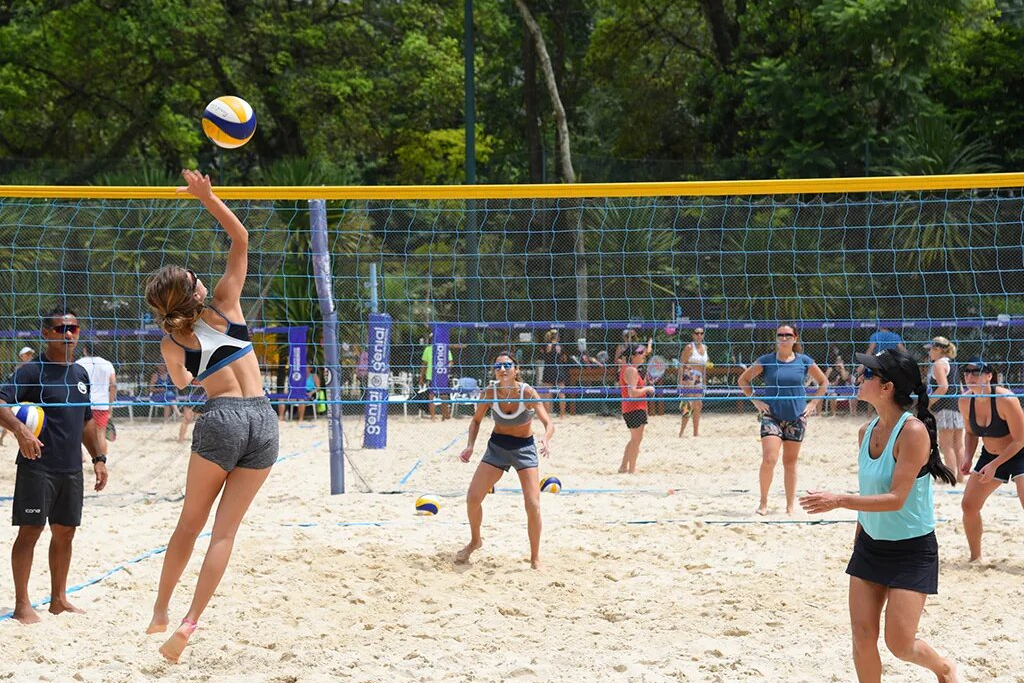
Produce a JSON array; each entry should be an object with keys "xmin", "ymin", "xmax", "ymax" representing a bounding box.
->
[
  {"xmin": 540, "ymin": 476, "xmax": 562, "ymax": 493},
  {"xmin": 415, "ymin": 495, "xmax": 440, "ymax": 515}
]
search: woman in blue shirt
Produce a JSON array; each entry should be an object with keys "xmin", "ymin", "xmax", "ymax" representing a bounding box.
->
[
  {"xmin": 738, "ymin": 324, "xmax": 828, "ymax": 515},
  {"xmin": 800, "ymin": 349, "xmax": 958, "ymax": 683}
]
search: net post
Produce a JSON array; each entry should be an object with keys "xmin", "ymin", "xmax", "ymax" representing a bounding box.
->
[{"xmin": 308, "ymin": 198, "xmax": 345, "ymax": 494}]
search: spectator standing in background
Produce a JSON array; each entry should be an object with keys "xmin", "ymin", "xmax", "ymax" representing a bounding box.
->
[{"xmin": 76, "ymin": 343, "xmax": 116, "ymax": 452}]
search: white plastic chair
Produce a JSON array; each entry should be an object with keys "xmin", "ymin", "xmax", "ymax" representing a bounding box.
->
[
  {"xmin": 387, "ymin": 372, "xmax": 413, "ymax": 417},
  {"xmin": 450, "ymin": 377, "xmax": 482, "ymax": 417}
]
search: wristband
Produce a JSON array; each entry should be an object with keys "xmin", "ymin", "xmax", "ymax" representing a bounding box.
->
[{"xmin": 91, "ymin": 455, "xmax": 107, "ymax": 465}]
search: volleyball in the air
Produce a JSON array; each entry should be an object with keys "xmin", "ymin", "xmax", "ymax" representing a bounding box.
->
[
  {"xmin": 15, "ymin": 403, "xmax": 46, "ymax": 438},
  {"xmin": 415, "ymin": 495, "xmax": 440, "ymax": 516},
  {"xmin": 540, "ymin": 476, "xmax": 562, "ymax": 494},
  {"xmin": 202, "ymin": 96, "xmax": 257, "ymax": 149}
]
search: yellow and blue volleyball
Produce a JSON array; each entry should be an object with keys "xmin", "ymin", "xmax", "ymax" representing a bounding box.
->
[
  {"xmin": 540, "ymin": 476, "xmax": 562, "ymax": 494},
  {"xmin": 415, "ymin": 495, "xmax": 440, "ymax": 516},
  {"xmin": 14, "ymin": 403, "xmax": 46, "ymax": 438},
  {"xmin": 202, "ymin": 96, "xmax": 257, "ymax": 149}
]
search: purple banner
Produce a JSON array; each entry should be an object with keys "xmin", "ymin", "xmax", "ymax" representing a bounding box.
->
[
  {"xmin": 363, "ymin": 312, "xmax": 392, "ymax": 449},
  {"xmin": 430, "ymin": 323, "xmax": 451, "ymax": 393},
  {"xmin": 287, "ymin": 326, "xmax": 308, "ymax": 400}
]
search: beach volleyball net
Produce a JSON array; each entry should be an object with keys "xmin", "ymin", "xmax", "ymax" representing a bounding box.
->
[{"xmin": 3, "ymin": 173, "xmax": 1024, "ymax": 492}]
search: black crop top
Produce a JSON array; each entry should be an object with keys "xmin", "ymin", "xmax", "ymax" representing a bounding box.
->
[{"xmin": 969, "ymin": 391, "xmax": 1011, "ymax": 438}]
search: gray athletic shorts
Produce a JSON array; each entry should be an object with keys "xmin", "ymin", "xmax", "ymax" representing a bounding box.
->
[
  {"xmin": 934, "ymin": 409, "xmax": 964, "ymax": 431},
  {"xmin": 481, "ymin": 434, "xmax": 538, "ymax": 472},
  {"xmin": 192, "ymin": 396, "xmax": 279, "ymax": 471}
]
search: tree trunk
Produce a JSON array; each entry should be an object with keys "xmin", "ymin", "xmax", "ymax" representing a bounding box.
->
[
  {"xmin": 522, "ymin": 30, "xmax": 543, "ymax": 183},
  {"xmin": 514, "ymin": 0, "xmax": 587, "ymax": 323},
  {"xmin": 514, "ymin": 0, "xmax": 574, "ymax": 183},
  {"xmin": 698, "ymin": 0, "xmax": 736, "ymax": 67}
]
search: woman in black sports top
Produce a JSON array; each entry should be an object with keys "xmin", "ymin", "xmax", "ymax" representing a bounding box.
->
[{"xmin": 957, "ymin": 357, "xmax": 1024, "ymax": 561}]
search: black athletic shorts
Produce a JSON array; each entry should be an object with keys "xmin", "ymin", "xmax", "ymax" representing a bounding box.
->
[
  {"xmin": 622, "ymin": 409, "xmax": 649, "ymax": 429},
  {"xmin": 12, "ymin": 464, "xmax": 84, "ymax": 527}
]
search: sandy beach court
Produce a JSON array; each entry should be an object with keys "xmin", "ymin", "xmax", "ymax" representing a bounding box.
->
[{"xmin": 1, "ymin": 413, "xmax": 1022, "ymax": 682}]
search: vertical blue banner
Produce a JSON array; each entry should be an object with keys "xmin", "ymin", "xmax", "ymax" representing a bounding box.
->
[
  {"xmin": 431, "ymin": 323, "xmax": 451, "ymax": 394},
  {"xmin": 287, "ymin": 326, "xmax": 308, "ymax": 400},
  {"xmin": 363, "ymin": 312, "xmax": 392, "ymax": 449}
]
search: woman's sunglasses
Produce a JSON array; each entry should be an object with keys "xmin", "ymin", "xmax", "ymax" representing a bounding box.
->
[
  {"xmin": 186, "ymin": 268, "xmax": 198, "ymax": 291},
  {"xmin": 494, "ymin": 362, "xmax": 514, "ymax": 370},
  {"xmin": 857, "ymin": 367, "xmax": 889, "ymax": 383},
  {"xmin": 776, "ymin": 332, "xmax": 795, "ymax": 339}
]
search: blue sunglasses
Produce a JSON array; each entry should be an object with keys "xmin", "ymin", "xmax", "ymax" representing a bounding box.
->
[
  {"xmin": 858, "ymin": 367, "xmax": 889, "ymax": 382},
  {"xmin": 494, "ymin": 362, "xmax": 514, "ymax": 370}
]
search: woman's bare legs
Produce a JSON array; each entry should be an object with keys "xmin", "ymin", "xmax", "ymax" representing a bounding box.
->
[{"xmin": 159, "ymin": 463, "xmax": 271, "ymax": 663}]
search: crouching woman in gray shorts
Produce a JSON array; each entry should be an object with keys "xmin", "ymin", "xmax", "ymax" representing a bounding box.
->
[
  {"xmin": 142, "ymin": 170, "xmax": 279, "ymax": 663},
  {"xmin": 456, "ymin": 352, "xmax": 555, "ymax": 569}
]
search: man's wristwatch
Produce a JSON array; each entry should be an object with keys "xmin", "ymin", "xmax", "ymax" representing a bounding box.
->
[{"xmin": 91, "ymin": 455, "xmax": 107, "ymax": 465}]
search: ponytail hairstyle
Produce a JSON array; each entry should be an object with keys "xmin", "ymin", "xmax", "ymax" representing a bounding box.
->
[
  {"xmin": 495, "ymin": 352, "xmax": 522, "ymax": 383},
  {"xmin": 910, "ymin": 383, "xmax": 957, "ymax": 485},
  {"xmin": 870, "ymin": 349, "xmax": 958, "ymax": 486},
  {"xmin": 145, "ymin": 265, "xmax": 204, "ymax": 335},
  {"xmin": 777, "ymin": 323, "xmax": 802, "ymax": 354}
]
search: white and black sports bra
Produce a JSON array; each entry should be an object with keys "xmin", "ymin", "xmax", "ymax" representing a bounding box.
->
[
  {"xmin": 686, "ymin": 342, "xmax": 709, "ymax": 367},
  {"xmin": 168, "ymin": 305, "xmax": 253, "ymax": 381},
  {"xmin": 491, "ymin": 383, "xmax": 536, "ymax": 427}
]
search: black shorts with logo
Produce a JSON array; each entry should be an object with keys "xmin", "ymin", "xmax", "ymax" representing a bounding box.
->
[{"xmin": 12, "ymin": 464, "xmax": 84, "ymax": 527}]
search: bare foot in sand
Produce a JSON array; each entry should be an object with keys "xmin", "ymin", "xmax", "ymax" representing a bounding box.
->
[
  {"xmin": 530, "ymin": 558, "xmax": 540, "ymax": 570},
  {"xmin": 786, "ymin": 506, "xmax": 795, "ymax": 515},
  {"xmin": 455, "ymin": 539, "xmax": 482, "ymax": 564},
  {"xmin": 755, "ymin": 505, "xmax": 769, "ymax": 516},
  {"xmin": 939, "ymin": 659, "xmax": 960, "ymax": 683},
  {"xmin": 13, "ymin": 605, "xmax": 40, "ymax": 624},
  {"xmin": 147, "ymin": 611, "xmax": 169, "ymax": 634},
  {"xmin": 48, "ymin": 599, "xmax": 84, "ymax": 616},
  {"xmin": 159, "ymin": 620, "xmax": 196, "ymax": 664}
]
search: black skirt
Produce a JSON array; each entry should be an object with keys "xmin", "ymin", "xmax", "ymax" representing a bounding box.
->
[{"xmin": 846, "ymin": 529, "xmax": 939, "ymax": 595}]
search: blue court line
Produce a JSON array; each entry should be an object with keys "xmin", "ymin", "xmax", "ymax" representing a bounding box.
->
[
  {"xmin": 0, "ymin": 532, "xmax": 212, "ymax": 623},
  {"xmin": 492, "ymin": 487, "xmax": 663, "ymax": 495},
  {"xmin": 275, "ymin": 440, "xmax": 325, "ymax": 464},
  {"xmin": 397, "ymin": 430, "xmax": 467, "ymax": 488},
  {"xmin": 0, "ymin": 441, "xmax": 324, "ymax": 508},
  {"xmin": 398, "ymin": 462, "xmax": 421, "ymax": 486}
]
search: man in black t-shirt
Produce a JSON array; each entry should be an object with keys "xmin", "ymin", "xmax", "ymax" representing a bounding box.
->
[{"xmin": 0, "ymin": 308, "xmax": 107, "ymax": 624}]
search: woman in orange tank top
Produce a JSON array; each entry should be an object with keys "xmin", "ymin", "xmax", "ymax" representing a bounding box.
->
[{"xmin": 618, "ymin": 344, "xmax": 656, "ymax": 473}]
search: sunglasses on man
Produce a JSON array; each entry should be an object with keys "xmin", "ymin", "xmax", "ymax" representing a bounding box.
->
[{"xmin": 50, "ymin": 324, "xmax": 80, "ymax": 334}]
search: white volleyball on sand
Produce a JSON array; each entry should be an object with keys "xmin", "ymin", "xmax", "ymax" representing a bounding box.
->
[
  {"xmin": 415, "ymin": 495, "xmax": 440, "ymax": 515},
  {"xmin": 540, "ymin": 476, "xmax": 562, "ymax": 493}
]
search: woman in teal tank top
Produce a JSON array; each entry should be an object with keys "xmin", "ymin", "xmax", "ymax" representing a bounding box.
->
[{"xmin": 800, "ymin": 349, "xmax": 959, "ymax": 683}]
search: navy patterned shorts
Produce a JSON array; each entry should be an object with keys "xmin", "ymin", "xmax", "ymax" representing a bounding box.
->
[{"xmin": 759, "ymin": 414, "xmax": 807, "ymax": 442}]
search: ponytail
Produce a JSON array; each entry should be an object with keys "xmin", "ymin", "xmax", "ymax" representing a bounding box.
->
[{"xmin": 912, "ymin": 384, "xmax": 958, "ymax": 485}]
